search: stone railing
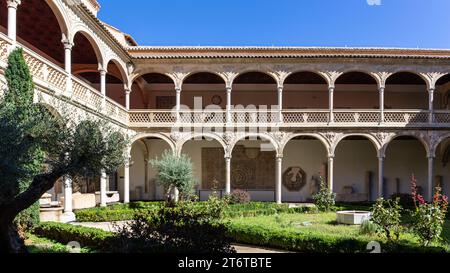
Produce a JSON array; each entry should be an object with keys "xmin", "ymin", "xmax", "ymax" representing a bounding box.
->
[
  {"xmin": 0, "ymin": 33, "xmax": 128, "ymax": 126},
  {"xmin": 128, "ymin": 109, "xmax": 449, "ymax": 128}
]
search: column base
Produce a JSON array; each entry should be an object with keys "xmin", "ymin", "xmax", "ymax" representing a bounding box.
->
[{"xmin": 60, "ymin": 212, "xmax": 76, "ymax": 223}]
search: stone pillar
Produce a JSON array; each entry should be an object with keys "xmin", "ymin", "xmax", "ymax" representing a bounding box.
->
[
  {"xmin": 225, "ymin": 156, "xmax": 231, "ymax": 194},
  {"xmin": 329, "ymin": 86, "xmax": 335, "ymax": 123},
  {"xmin": 277, "ymin": 86, "xmax": 283, "ymax": 123},
  {"xmin": 275, "ymin": 156, "xmax": 283, "ymax": 204},
  {"xmin": 378, "ymin": 156, "xmax": 385, "ymax": 198},
  {"xmin": 7, "ymin": 0, "xmax": 21, "ymax": 42},
  {"xmin": 100, "ymin": 69, "xmax": 107, "ymax": 108},
  {"xmin": 62, "ymin": 38, "xmax": 73, "ymax": 94},
  {"xmin": 124, "ymin": 153, "xmax": 131, "ymax": 204},
  {"xmin": 100, "ymin": 170, "xmax": 107, "ymax": 207},
  {"xmin": 125, "ymin": 88, "xmax": 131, "ymax": 110},
  {"xmin": 226, "ymin": 87, "xmax": 232, "ymax": 124},
  {"xmin": 61, "ymin": 176, "xmax": 76, "ymax": 223},
  {"xmin": 427, "ymin": 156, "xmax": 434, "ymax": 202},
  {"xmin": 429, "ymin": 88, "xmax": 435, "ymax": 124},
  {"xmin": 175, "ymin": 87, "xmax": 181, "ymax": 122},
  {"xmin": 379, "ymin": 86, "xmax": 385, "ymax": 123},
  {"xmin": 327, "ymin": 155, "xmax": 334, "ymax": 193}
]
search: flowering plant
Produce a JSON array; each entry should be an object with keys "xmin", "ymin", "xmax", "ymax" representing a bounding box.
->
[{"xmin": 410, "ymin": 174, "xmax": 449, "ymax": 246}]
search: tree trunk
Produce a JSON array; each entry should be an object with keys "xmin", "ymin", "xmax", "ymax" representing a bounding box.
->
[{"xmin": 0, "ymin": 220, "xmax": 27, "ymax": 253}]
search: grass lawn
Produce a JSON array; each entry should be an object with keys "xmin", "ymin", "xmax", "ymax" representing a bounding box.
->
[
  {"xmin": 227, "ymin": 211, "xmax": 450, "ymax": 253},
  {"xmin": 25, "ymin": 234, "xmax": 93, "ymax": 253}
]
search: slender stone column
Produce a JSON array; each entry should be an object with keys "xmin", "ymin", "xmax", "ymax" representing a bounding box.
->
[
  {"xmin": 379, "ymin": 86, "xmax": 385, "ymax": 123},
  {"xmin": 378, "ymin": 156, "xmax": 385, "ymax": 199},
  {"xmin": 327, "ymin": 155, "xmax": 334, "ymax": 193},
  {"xmin": 62, "ymin": 39, "xmax": 73, "ymax": 94},
  {"xmin": 429, "ymin": 88, "xmax": 435, "ymax": 124},
  {"xmin": 329, "ymin": 86, "xmax": 335, "ymax": 123},
  {"xmin": 100, "ymin": 170, "xmax": 107, "ymax": 207},
  {"xmin": 100, "ymin": 69, "xmax": 107, "ymax": 109},
  {"xmin": 225, "ymin": 156, "xmax": 231, "ymax": 194},
  {"xmin": 175, "ymin": 87, "xmax": 181, "ymax": 122},
  {"xmin": 61, "ymin": 176, "xmax": 76, "ymax": 222},
  {"xmin": 7, "ymin": 0, "xmax": 21, "ymax": 42},
  {"xmin": 124, "ymin": 152, "xmax": 131, "ymax": 204},
  {"xmin": 125, "ymin": 88, "xmax": 131, "ymax": 110},
  {"xmin": 277, "ymin": 86, "xmax": 283, "ymax": 123},
  {"xmin": 275, "ymin": 156, "xmax": 283, "ymax": 204},
  {"xmin": 427, "ymin": 156, "xmax": 434, "ymax": 202},
  {"xmin": 226, "ymin": 87, "xmax": 232, "ymax": 124}
]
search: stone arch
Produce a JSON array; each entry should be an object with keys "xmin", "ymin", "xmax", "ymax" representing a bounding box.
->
[
  {"xmin": 45, "ymin": 0, "xmax": 70, "ymax": 38},
  {"xmin": 336, "ymin": 70, "xmax": 381, "ymax": 87},
  {"xmin": 386, "ymin": 71, "xmax": 431, "ymax": 89},
  {"xmin": 282, "ymin": 70, "xmax": 330, "ymax": 86},
  {"xmin": 333, "ymin": 133, "xmax": 381, "ymax": 157},
  {"xmin": 104, "ymin": 58, "xmax": 130, "ymax": 88},
  {"xmin": 177, "ymin": 132, "xmax": 227, "ymax": 156},
  {"xmin": 380, "ymin": 133, "xmax": 430, "ymax": 158},
  {"xmin": 181, "ymin": 71, "xmax": 227, "ymax": 85},
  {"xmin": 280, "ymin": 133, "xmax": 330, "ymax": 156},
  {"xmin": 231, "ymin": 70, "xmax": 278, "ymax": 86},
  {"xmin": 230, "ymin": 133, "xmax": 280, "ymax": 157},
  {"xmin": 130, "ymin": 71, "xmax": 176, "ymax": 86},
  {"xmin": 70, "ymin": 26, "xmax": 105, "ymax": 67},
  {"xmin": 130, "ymin": 133, "xmax": 176, "ymax": 152}
]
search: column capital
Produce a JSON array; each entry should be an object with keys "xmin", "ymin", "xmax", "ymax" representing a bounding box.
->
[
  {"xmin": 328, "ymin": 85, "xmax": 335, "ymax": 91},
  {"xmin": 328, "ymin": 154, "xmax": 335, "ymax": 159},
  {"xmin": 428, "ymin": 87, "xmax": 435, "ymax": 93},
  {"xmin": 99, "ymin": 68, "xmax": 107, "ymax": 76},
  {"xmin": 125, "ymin": 88, "xmax": 132, "ymax": 95},
  {"xmin": 61, "ymin": 38, "xmax": 74, "ymax": 50},
  {"xmin": 277, "ymin": 85, "xmax": 284, "ymax": 92},
  {"xmin": 226, "ymin": 86, "xmax": 232, "ymax": 93},
  {"xmin": 7, "ymin": 0, "xmax": 21, "ymax": 9},
  {"xmin": 175, "ymin": 86, "xmax": 182, "ymax": 93}
]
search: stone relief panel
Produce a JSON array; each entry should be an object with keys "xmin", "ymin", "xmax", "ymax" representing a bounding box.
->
[{"xmin": 202, "ymin": 145, "xmax": 276, "ymax": 190}]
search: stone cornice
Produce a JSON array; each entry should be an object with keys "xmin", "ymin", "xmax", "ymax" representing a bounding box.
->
[{"xmin": 127, "ymin": 46, "xmax": 450, "ymax": 60}]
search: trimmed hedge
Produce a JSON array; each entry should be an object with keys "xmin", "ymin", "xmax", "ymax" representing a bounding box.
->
[
  {"xmin": 227, "ymin": 222, "xmax": 448, "ymax": 253},
  {"xmin": 33, "ymin": 222, "xmax": 115, "ymax": 251},
  {"xmin": 74, "ymin": 202, "xmax": 319, "ymax": 222}
]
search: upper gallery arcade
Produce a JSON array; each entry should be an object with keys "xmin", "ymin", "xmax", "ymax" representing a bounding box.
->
[{"xmin": 2, "ymin": 0, "xmax": 450, "ymax": 213}]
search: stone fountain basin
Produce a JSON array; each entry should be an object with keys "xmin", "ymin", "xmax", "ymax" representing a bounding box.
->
[{"xmin": 336, "ymin": 211, "xmax": 371, "ymax": 225}]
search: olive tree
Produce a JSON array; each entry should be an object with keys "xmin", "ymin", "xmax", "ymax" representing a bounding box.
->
[{"xmin": 0, "ymin": 48, "xmax": 127, "ymax": 253}]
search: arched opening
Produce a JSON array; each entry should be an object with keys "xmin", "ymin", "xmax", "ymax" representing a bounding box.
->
[
  {"xmin": 432, "ymin": 137, "xmax": 450, "ymax": 195},
  {"xmin": 282, "ymin": 136, "xmax": 328, "ymax": 202},
  {"xmin": 233, "ymin": 72, "xmax": 277, "ymax": 109},
  {"xmin": 182, "ymin": 72, "xmax": 226, "ymax": 110},
  {"xmin": 284, "ymin": 71, "xmax": 328, "ymax": 109},
  {"xmin": 72, "ymin": 32, "xmax": 103, "ymax": 92},
  {"xmin": 435, "ymin": 74, "xmax": 450, "ymax": 111},
  {"xmin": 385, "ymin": 72, "xmax": 428, "ymax": 110},
  {"xmin": 181, "ymin": 136, "xmax": 226, "ymax": 200},
  {"xmin": 335, "ymin": 72, "xmax": 379, "ymax": 109},
  {"xmin": 0, "ymin": 0, "xmax": 66, "ymax": 68},
  {"xmin": 118, "ymin": 137, "xmax": 173, "ymax": 201},
  {"xmin": 131, "ymin": 73, "xmax": 175, "ymax": 110},
  {"xmin": 230, "ymin": 136, "xmax": 278, "ymax": 202},
  {"xmin": 384, "ymin": 136, "xmax": 428, "ymax": 198},
  {"xmin": 334, "ymin": 135, "xmax": 378, "ymax": 202}
]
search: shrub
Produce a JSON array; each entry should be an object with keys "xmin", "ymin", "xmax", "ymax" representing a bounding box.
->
[
  {"xmin": 312, "ymin": 176, "xmax": 336, "ymax": 212},
  {"xmin": 33, "ymin": 222, "xmax": 115, "ymax": 251},
  {"xmin": 225, "ymin": 189, "xmax": 251, "ymax": 204},
  {"xmin": 114, "ymin": 198, "xmax": 235, "ymax": 253},
  {"xmin": 371, "ymin": 198, "xmax": 402, "ymax": 241},
  {"xmin": 410, "ymin": 175, "xmax": 449, "ymax": 246},
  {"xmin": 359, "ymin": 220, "xmax": 379, "ymax": 236},
  {"xmin": 150, "ymin": 151, "xmax": 197, "ymax": 202}
]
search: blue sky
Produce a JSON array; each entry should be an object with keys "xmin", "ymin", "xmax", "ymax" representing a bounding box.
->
[{"xmin": 97, "ymin": 0, "xmax": 450, "ymax": 48}]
